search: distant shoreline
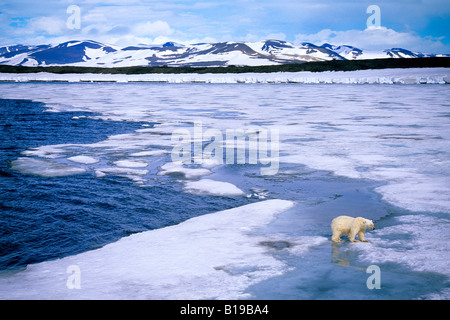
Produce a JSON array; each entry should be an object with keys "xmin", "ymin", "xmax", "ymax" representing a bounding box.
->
[
  {"xmin": 0, "ymin": 67, "xmax": 448, "ymax": 84},
  {"xmin": 0, "ymin": 57, "xmax": 449, "ymax": 75}
]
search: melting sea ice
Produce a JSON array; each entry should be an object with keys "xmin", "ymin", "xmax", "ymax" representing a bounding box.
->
[{"xmin": 0, "ymin": 82, "xmax": 449, "ymax": 299}]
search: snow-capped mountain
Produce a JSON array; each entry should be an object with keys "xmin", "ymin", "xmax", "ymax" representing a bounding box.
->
[
  {"xmin": 0, "ymin": 40, "xmax": 118, "ymax": 66},
  {"xmin": 0, "ymin": 39, "xmax": 445, "ymax": 68}
]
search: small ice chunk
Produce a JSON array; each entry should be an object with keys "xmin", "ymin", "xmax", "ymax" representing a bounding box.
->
[
  {"xmin": 96, "ymin": 167, "xmax": 149, "ymax": 175},
  {"xmin": 183, "ymin": 179, "xmax": 245, "ymax": 196},
  {"xmin": 113, "ymin": 160, "xmax": 148, "ymax": 168},
  {"xmin": 67, "ymin": 155, "xmax": 99, "ymax": 164},
  {"xmin": 192, "ymin": 157, "xmax": 222, "ymax": 169},
  {"xmin": 11, "ymin": 157, "xmax": 86, "ymax": 177},
  {"xmin": 21, "ymin": 145, "xmax": 70, "ymax": 159},
  {"xmin": 95, "ymin": 170, "xmax": 106, "ymax": 178},
  {"xmin": 95, "ymin": 167, "xmax": 149, "ymax": 184},
  {"xmin": 158, "ymin": 161, "xmax": 211, "ymax": 179},
  {"xmin": 129, "ymin": 150, "xmax": 168, "ymax": 157},
  {"xmin": 72, "ymin": 115, "xmax": 86, "ymax": 120}
]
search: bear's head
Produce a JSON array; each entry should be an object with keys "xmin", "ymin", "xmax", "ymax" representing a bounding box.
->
[{"xmin": 363, "ymin": 219, "xmax": 375, "ymax": 230}]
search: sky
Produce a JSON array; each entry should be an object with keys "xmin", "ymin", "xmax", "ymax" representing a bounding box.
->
[{"xmin": 0, "ymin": 0, "xmax": 449, "ymax": 53}]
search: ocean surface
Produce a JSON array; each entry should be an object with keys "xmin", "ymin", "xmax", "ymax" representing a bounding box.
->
[{"xmin": 0, "ymin": 82, "xmax": 449, "ymax": 299}]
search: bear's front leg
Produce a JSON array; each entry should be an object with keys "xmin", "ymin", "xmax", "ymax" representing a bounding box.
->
[
  {"xmin": 349, "ymin": 231, "xmax": 358, "ymax": 243},
  {"xmin": 358, "ymin": 231, "xmax": 368, "ymax": 242}
]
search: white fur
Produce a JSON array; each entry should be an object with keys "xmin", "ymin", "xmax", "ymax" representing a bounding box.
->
[{"xmin": 331, "ymin": 216, "xmax": 375, "ymax": 243}]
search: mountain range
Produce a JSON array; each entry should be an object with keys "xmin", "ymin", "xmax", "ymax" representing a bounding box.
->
[{"xmin": 0, "ymin": 39, "xmax": 447, "ymax": 68}]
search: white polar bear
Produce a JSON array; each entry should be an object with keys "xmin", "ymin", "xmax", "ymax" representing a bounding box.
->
[{"xmin": 331, "ymin": 216, "xmax": 375, "ymax": 243}]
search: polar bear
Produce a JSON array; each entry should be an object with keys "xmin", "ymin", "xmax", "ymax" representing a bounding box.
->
[{"xmin": 331, "ymin": 216, "xmax": 375, "ymax": 243}]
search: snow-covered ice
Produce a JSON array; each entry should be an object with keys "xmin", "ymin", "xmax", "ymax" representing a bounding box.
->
[
  {"xmin": 158, "ymin": 161, "xmax": 212, "ymax": 179},
  {"xmin": 130, "ymin": 150, "xmax": 168, "ymax": 157},
  {"xmin": 2, "ymin": 80, "xmax": 448, "ymax": 213},
  {"xmin": 1, "ymin": 77, "xmax": 449, "ymax": 299},
  {"xmin": 11, "ymin": 157, "xmax": 86, "ymax": 177},
  {"xmin": 0, "ymin": 68, "xmax": 448, "ymax": 84},
  {"xmin": 67, "ymin": 155, "xmax": 99, "ymax": 164},
  {"xmin": 183, "ymin": 179, "xmax": 245, "ymax": 196},
  {"xmin": 0, "ymin": 199, "xmax": 303, "ymax": 300},
  {"xmin": 113, "ymin": 159, "xmax": 148, "ymax": 168}
]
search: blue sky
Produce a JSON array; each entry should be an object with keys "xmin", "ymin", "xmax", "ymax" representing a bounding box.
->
[{"xmin": 1, "ymin": 0, "xmax": 449, "ymax": 52}]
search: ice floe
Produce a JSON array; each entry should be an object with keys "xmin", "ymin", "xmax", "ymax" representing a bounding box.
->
[
  {"xmin": 183, "ymin": 179, "xmax": 245, "ymax": 196},
  {"xmin": 67, "ymin": 155, "xmax": 99, "ymax": 164},
  {"xmin": 11, "ymin": 157, "xmax": 86, "ymax": 177},
  {"xmin": 0, "ymin": 199, "xmax": 306, "ymax": 299},
  {"xmin": 158, "ymin": 161, "xmax": 212, "ymax": 179},
  {"xmin": 113, "ymin": 159, "xmax": 148, "ymax": 168}
]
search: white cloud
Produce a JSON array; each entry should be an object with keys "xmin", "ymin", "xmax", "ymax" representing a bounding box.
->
[
  {"xmin": 265, "ymin": 32, "xmax": 287, "ymax": 41},
  {"xmin": 1, "ymin": 1, "xmax": 448, "ymax": 53},
  {"xmin": 294, "ymin": 27, "xmax": 450, "ymax": 53},
  {"xmin": 27, "ymin": 17, "xmax": 66, "ymax": 35},
  {"xmin": 132, "ymin": 20, "xmax": 174, "ymax": 37},
  {"xmin": 100, "ymin": 35, "xmax": 154, "ymax": 47}
]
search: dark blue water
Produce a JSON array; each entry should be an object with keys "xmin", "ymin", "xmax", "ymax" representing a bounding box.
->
[{"xmin": 0, "ymin": 99, "xmax": 249, "ymax": 269}]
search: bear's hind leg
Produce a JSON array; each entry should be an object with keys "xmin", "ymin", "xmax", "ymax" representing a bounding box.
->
[{"xmin": 331, "ymin": 231, "xmax": 343, "ymax": 243}]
